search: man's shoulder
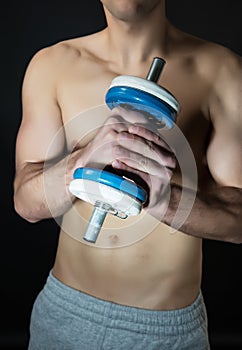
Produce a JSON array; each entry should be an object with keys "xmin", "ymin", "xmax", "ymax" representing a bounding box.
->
[
  {"xmin": 26, "ymin": 32, "xmax": 102, "ymax": 73},
  {"xmin": 182, "ymin": 31, "xmax": 241, "ymax": 81},
  {"xmin": 29, "ymin": 37, "xmax": 84, "ymax": 66},
  {"xmin": 172, "ymin": 26, "xmax": 239, "ymax": 76},
  {"xmin": 199, "ymin": 40, "xmax": 239, "ymax": 65},
  {"xmin": 197, "ymin": 40, "xmax": 241, "ymax": 84}
]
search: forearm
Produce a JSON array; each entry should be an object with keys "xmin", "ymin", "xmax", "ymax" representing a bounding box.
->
[
  {"xmin": 163, "ymin": 184, "xmax": 242, "ymax": 244},
  {"xmin": 14, "ymin": 150, "xmax": 81, "ymax": 222}
]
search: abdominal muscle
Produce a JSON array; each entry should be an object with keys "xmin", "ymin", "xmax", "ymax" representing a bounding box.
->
[{"xmin": 52, "ymin": 199, "xmax": 202, "ymax": 310}]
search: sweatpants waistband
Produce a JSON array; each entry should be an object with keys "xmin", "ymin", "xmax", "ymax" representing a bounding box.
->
[{"xmin": 43, "ymin": 271, "xmax": 207, "ymax": 337}]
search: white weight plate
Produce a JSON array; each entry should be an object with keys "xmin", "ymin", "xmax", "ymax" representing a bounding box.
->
[
  {"xmin": 69, "ymin": 179, "xmax": 142, "ymax": 216},
  {"xmin": 109, "ymin": 75, "xmax": 180, "ymax": 112}
]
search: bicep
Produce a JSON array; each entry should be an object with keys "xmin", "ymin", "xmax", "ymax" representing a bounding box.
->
[
  {"xmin": 15, "ymin": 105, "xmax": 65, "ymax": 171},
  {"xmin": 207, "ymin": 124, "xmax": 242, "ymax": 187},
  {"xmin": 206, "ymin": 53, "xmax": 242, "ymax": 187},
  {"xmin": 15, "ymin": 50, "xmax": 65, "ymax": 172}
]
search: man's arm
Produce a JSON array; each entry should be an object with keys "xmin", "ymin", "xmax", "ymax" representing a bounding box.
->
[
  {"xmin": 164, "ymin": 50, "xmax": 242, "ymax": 243},
  {"xmin": 111, "ymin": 49, "xmax": 242, "ymax": 243},
  {"xmin": 164, "ymin": 184, "xmax": 242, "ymax": 243},
  {"xmin": 14, "ymin": 46, "xmax": 82, "ymax": 222}
]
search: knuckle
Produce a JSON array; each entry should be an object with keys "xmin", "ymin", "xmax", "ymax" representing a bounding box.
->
[
  {"xmin": 134, "ymin": 125, "xmax": 143, "ymax": 134},
  {"xmin": 113, "ymin": 144, "xmax": 120, "ymax": 152},
  {"xmin": 166, "ymin": 168, "xmax": 174, "ymax": 179},
  {"xmin": 170, "ymin": 156, "xmax": 177, "ymax": 169},
  {"xmin": 101, "ymin": 129, "xmax": 115, "ymax": 143},
  {"xmin": 155, "ymin": 134, "xmax": 163, "ymax": 143},
  {"xmin": 106, "ymin": 115, "xmax": 119, "ymax": 125},
  {"xmin": 113, "ymin": 145, "xmax": 125, "ymax": 156},
  {"xmin": 139, "ymin": 157, "xmax": 148, "ymax": 168},
  {"xmin": 146, "ymin": 140, "xmax": 154, "ymax": 151},
  {"xmin": 111, "ymin": 106, "xmax": 123, "ymax": 114}
]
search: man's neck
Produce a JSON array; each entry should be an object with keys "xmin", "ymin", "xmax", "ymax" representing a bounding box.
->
[{"xmin": 103, "ymin": 4, "xmax": 170, "ymax": 68}]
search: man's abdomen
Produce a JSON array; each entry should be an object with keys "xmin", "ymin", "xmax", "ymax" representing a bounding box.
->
[{"xmin": 53, "ymin": 204, "xmax": 202, "ymax": 310}]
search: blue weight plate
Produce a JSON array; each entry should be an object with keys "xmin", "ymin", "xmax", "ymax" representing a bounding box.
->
[
  {"xmin": 73, "ymin": 167, "xmax": 147, "ymax": 203},
  {"xmin": 105, "ymin": 86, "xmax": 176, "ymax": 128}
]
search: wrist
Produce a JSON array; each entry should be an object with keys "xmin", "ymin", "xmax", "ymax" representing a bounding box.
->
[
  {"xmin": 65, "ymin": 148, "xmax": 86, "ymax": 187},
  {"xmin": 162, "ymin": 183, "xmax": 182, "ymax": 226},
  {"xmin": 144, "ymin": 184, "xmax": 172, "ymax": 222}
]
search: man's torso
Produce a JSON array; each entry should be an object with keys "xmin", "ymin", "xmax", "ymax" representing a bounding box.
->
[{"xmin": 50, "ymin": 27, "xmax": 217, "ymax": 310}]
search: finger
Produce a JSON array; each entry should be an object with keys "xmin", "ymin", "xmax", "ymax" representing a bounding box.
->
[
  {"xmin": 104, "ymin": 115, "xmax": 129, "ymax": 133},
  {"xmin": 111, "ymin": 107, "xmax": 175, "ymax": 154},
  {"xmin": 116, "ymin": 133, "xmax": 176, "ymax": 170},
  {"xmin": 112, "ymin": 159, "xmax": 173, "ymax": 185},
  {"xmin": 111, "ymin": 106, "xmax": 149, "ymax": 128},
  {"xmin": 113, "ymin": 146, "xmax": 174, "ymax": 178},
  {"xmin": 111, "ymin": 160, "xmax": 150, "ymax": 181},
  {"xmin": 128, "ymin": 124, "xmax": 174, "ymax": 153}
]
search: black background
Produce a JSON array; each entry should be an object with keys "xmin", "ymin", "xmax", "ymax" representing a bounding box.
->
[{"xmin": 1, "ymin": 1, "xmax": 242, "ymax": 349}]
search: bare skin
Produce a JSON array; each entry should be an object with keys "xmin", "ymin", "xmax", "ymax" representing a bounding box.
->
[{"xmin": 14, "ymin": 0, "xmax": 242, "ymax": 311}]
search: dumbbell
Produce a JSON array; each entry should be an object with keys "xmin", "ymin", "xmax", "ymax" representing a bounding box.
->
[{"xmin": 69, "ymin": 57, "xmax": 180, "ymax": 243}]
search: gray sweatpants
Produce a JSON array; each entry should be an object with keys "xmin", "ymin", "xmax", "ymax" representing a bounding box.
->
[{"xmin": 28, "ymin": 272, "xmax": 210, "ymax": 350}]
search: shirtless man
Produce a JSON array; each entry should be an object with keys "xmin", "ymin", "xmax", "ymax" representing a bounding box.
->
[{"xmin": 14, "ymin": 1, "xmax": 242, "ymax": 349}]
